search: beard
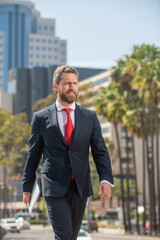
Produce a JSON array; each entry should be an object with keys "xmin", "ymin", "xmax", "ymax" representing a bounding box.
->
[{"xmin": 59, "ymin": 90, "xmax": 78, "ymax": 104}]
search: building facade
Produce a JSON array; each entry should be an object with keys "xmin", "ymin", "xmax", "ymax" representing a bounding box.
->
[
  {"xmin": 0, "ymin": 0, "xmax": 67, "ymax": 92},
  {"xmin": 8, "ymin": 66, "xmax": 105, "ymax": 122}
]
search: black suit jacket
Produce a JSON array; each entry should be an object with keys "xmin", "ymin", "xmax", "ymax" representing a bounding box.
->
[{"xmin": 22, "ymin": 102, "xmax": 113, "ymax": 199}]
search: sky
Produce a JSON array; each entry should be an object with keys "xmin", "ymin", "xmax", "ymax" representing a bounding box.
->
[{"xmin": 30, "ymin": 0, "xmax": 160, "ymax": 69}]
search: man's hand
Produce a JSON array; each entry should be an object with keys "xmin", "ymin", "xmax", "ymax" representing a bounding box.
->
[
  {"xmin": 23, "ymin": 192, "xmax": 31, "ymax": 206},
  {"xmin": 98, "ymin": 182, "xmax": 111, "ymax": 202}
]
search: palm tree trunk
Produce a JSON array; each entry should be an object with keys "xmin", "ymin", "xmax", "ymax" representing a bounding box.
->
[
  {"xmin": 125, "ymin": 126, "xmax": 131, "ymax": 232},
  {"xmin": 114, "ymin": 122, "xmax": 127, "ymax": 232},
  {"xmin": 142, "ymin": 138, "xmax": 146, "ymax": 235},
  {"xmin": 131, "ymin": 136, "xmax": 139, "ymax": 234},
  {"xmin": 3, "ymin": 165, "xmax": 7, "ymax": 218},
  {"xmin": 143, "ymin": 100, "xmax": 153, "ymax": 235},
  {"xmin": 149, "ymin": 102, "xmax": 157, "ymax": 233},
  {"xmin": 155, "ymin": 101, "xmax": 160, "ymax": 235}
]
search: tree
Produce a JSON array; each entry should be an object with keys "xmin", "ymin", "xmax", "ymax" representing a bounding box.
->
[
  {"xmin": 0, "ymin": 109, "xmax": 30, "ymax": 217},
  {"xmin": 94, "ymin": 84, "xmax": 128, "ymax": 232}
]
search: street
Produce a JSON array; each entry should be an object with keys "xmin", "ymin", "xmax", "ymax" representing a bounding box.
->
[{"xmin": 3, "ymin": 226, "xmax": 160, "ymax": 240}]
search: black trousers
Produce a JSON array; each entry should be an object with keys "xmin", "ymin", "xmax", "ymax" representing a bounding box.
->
[{"xmin": 45, "ymin": 179, "xmax": 87, "ymax": 240}]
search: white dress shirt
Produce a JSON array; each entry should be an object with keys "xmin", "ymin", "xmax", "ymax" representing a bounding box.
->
[{"xmin": 56, "ymin": 100, "xmax": 113, "ymax": 187}]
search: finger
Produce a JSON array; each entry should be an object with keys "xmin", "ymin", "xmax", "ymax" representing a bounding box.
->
[{"xmin": 98, "ymin": 185, "xmax": 103, "ymax": 195}]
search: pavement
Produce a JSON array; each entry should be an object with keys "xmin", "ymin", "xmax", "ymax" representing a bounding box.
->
[{"xmin": 30, "ymin": 225, "xmax": 160, "ymax": 240}]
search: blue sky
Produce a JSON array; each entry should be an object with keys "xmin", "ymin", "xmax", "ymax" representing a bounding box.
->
[{"xmin": 31, "ymin": 0, "xmax": 160, "ymax": 69}]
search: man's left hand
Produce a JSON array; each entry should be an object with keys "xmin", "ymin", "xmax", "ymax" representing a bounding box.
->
[{"xmin": 98, "ymin": 182, "xmax": 111, "ymax": 202}]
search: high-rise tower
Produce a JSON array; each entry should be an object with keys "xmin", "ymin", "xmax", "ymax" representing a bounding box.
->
[{"xmin": 0, "ymin": 0, "xmax": 67, "ymax": 92}]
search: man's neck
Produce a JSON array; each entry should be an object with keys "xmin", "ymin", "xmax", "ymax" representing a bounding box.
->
[{"xmin": 57, "ymin": 98, "xmax": 74, "ymax": 108}]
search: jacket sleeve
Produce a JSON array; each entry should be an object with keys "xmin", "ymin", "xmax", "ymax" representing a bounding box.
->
[
  {"xmin": 90, "ymin": 111, "xmax": 114, "ymax": 184},
  {"xmin": 22, "ymin": 112, "xmax": 43, "ymax": 192}
]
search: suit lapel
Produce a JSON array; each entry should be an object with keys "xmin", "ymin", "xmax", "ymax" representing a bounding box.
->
[
  {"xmin": 71, "ymin": 104, "xmax": 83, "ymax": 146},
  {"xmin": 47, "ymin": 103, "xmax": 67, "ymax": 146},
  {"xmin": 47, "ymin": 103, "xmax": 83, "ymax": 147}
]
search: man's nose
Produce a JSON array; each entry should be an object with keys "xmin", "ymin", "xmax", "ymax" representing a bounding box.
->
[{"xmin": 69, "ymin": 83, "xmax": 74, "ymax": 89}]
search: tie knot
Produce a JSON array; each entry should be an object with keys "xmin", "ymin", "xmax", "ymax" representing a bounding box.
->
[{"xmin": 62, "ymin": 108, "xmax": 71, "ymax": 114}]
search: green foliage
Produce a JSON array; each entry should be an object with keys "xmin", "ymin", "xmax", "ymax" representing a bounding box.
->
[
  {"xmin": 39, "ymin": 197, "xmax": 48, "ymax": 217},
  {"xmin": 0, "ymin": 109, "xmax": 30, "ymax": 170}
]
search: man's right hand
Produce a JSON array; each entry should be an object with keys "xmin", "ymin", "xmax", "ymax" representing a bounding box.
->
[{"xmin": 23, "ymin": 192, "xmax": 31, "ymax": 206}]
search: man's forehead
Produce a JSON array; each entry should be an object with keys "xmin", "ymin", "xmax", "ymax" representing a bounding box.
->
[{"xmin": 61, "ymin": 72, "xmax": 78, "ymax": 81}]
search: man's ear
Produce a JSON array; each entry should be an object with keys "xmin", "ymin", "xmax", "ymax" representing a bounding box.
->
[{"xmin": 53, "ymin": 82, "xmax": 58, "ymax": 93}]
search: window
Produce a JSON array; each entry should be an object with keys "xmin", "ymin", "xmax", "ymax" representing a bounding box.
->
[
  {"xmin": 50, "ymin": 26, "xmax": 54, "ymax": 31},
  {"xmin": 42, "ymin": 47, "xmax": 46, "ymax": 51},
  {"xmin": 36, "ymin": 46, "xmax": 40, "ymax": 50},
  {"xmin": 48, "ymin": 47, "xmax": 52, "ymax": 51},
  {"xmin": 62, "ymin": 51, "xmax": 66, "ymax": 55},
  {"xmin": 48, "ymin": 55, "xmax": 52, "ymax": 59},
  {"xmin": 54, "ymin": 48, "xmax": 58, "ymax": 52},
  {"xmin": 30, "ymin": 54, "xmax": 34, "ymax": 58},
  {"xmin": 48, "ymin": 39, "xmax": 52, "ymax": 43},
  {"xmin": 102, "ymin": 127, "xmax": 109, "ymax": 134},
  {"xmin": 30, "ymin": 38, "xmax": 34, "ymax": 42},
  {"xmin": 42, "ymin": 55, "xmax": 46, "ymax": 59},
  {"xmin": 38, "ymin": 25, "xmax": 42, "ymax": 30},
  {"xmin": 0, "ymin": 44, "xmax": 2, "ymax": 47},
  {"xmin": 0, "ymin": 68, "xmax": 2, "ymax": 71},
  {"xmin": 54, "ymin": 56, "xmax": 58, "ymax": 60},
  {"xmin": 54, "ymin": 40, "xmax": 58, "ymax": 44},
  {"xmin": 0, "ymin": 60, "xmax": 2, "ymax": 63},
  {"xmin": 30, "ymin": 62, "xmax": 33, "ymax": 66},
  {"xmin": 0, "ymin": 76, "xmax": 2, "ymax": 79},
  {"xmin": 36, "ymin": 38, "xmax": 40, "ymax": 43},
  {"xmin": 36, "ymin": 62, "xmax": 39, "ymax": 66},
  {"xmin": 42, "ymin": 39, "xmax": 46, "ymax": 43},
  {"xmin": 36, "ymin": 54, "xmax": 40, "ymax": 58},
  {"xmin": 61, "ymin": 59, "xmax": 65, "ymax": 63},
  {"xmin": 44, "ymin": 25, "xmax": 48, "ymax": 30},
  {"xmin": 61, "ymin": 43, "xmax": 66, "ymax": 47},
  {"xmin": 42, "ymin": 63, "xmax": 46, "ymax": 67},
  {"xmin": 30, "ymin": 46, "xmax": 34, "ymax": 50},
  {"xmin": 0, "ymin": 36, "xmax": 3, "ymax": 39}
]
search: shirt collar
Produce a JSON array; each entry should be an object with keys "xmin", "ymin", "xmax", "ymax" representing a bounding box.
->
[{"xmin": 56, "ymin": 99, "xmax": 76, "ymax": 111}]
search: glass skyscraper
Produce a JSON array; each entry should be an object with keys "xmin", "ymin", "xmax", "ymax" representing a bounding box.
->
[{"xmin": 0, "ymin": 0, "xmax": 67, "ymax": 92}]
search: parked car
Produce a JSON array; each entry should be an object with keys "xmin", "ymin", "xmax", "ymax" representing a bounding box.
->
[
  {"xmin": 0, "ymin": 226, "xmax": 7, "ymax": 238},
  {"xmin": 1, "ymin": 218, "xmax": 21, "ymax": 233},
  {"xmin": 77, "ymin": 229, "xmax": 92, "ymax": 240},
  {"xmin": 81, "ymin": 220, "xmax": 98, "ymax": 232},
  {"xmin": 21, "ymin": 220, "xmax": 30, "ymax": 230},
  {"xmin": 17, "ymin": 217, "xmax": 31, "ymax": 230}
]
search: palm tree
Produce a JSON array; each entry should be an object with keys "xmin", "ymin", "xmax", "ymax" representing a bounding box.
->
[
  {"xmin": 94, "ymin": 85, "xmax": 127, "ymax": 232},
  {"xmin": 126, "ymin": 44, "xmax": 160, "ymax": 235}
]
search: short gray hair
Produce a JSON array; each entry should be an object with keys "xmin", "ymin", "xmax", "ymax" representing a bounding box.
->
[{"xmin": 53, "ymin": 65, "xmax": 79, "ymax": 84}]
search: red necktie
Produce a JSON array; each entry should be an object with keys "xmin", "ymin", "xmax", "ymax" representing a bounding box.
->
[{"xmin": 62, "ymin": 108, "xmax": 74, "ymax": 179}]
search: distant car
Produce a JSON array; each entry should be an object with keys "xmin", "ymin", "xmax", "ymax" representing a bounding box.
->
[
  {"xmin": 21, "ymin": 220, "xmax": 30, "ymax": 230},
  {"xmin": 1, "ymin": 218, "xmax": 21, "ymax": 233},
  {"xmin": 16, "ymin": 217, "xmax": 30, "ymax": 230},
  {"xmin": 0, "ymin": 226, "xmax": 7, "ymax": 238},
  {"xmin": 81, "ymin": 220, "xmax": 98, "ymax": 232},
  {"xmin": 77, "ymin": 229, "xmax": 92, "ymax": 240}
]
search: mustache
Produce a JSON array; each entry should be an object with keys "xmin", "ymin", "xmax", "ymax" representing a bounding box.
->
[{"xmin": 67, "ymin": 90, "xmax": 76, "ymax": 94}]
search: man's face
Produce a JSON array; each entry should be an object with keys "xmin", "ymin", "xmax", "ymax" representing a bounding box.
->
[{"xmin": 53, "ymin": 73, "xmax": 78, "ymax": 104}]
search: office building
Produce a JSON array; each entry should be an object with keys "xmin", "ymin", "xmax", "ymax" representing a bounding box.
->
[
  {"xmin": 8, "ymin": 66, "xmax": 105, "ymax": 122},
  {"xmin": 0, "ymin": 0, "xmax": 67, "ymax": 92}
]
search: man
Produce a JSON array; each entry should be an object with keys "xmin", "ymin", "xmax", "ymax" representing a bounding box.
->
[{"xmin": 23, "ymin": 65, "xmax": 113, "ymax": 240}]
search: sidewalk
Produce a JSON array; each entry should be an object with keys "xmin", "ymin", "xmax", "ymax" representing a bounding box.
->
[
  {"xmin": 30, "ymin": 225, "xmax": 160, "ymax": 239},
  {"xmin": 93, "ymin": 228, "xmax": 160, "ymax": 240}
]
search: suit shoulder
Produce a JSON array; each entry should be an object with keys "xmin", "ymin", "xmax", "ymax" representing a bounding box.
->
[
  {"xmin": 76, "ymin": 104, "xmax": 95, "ymax": 116},
  {"xmin": 34, "ymin": 104, "xmax": 55, "ymax": 118}
]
